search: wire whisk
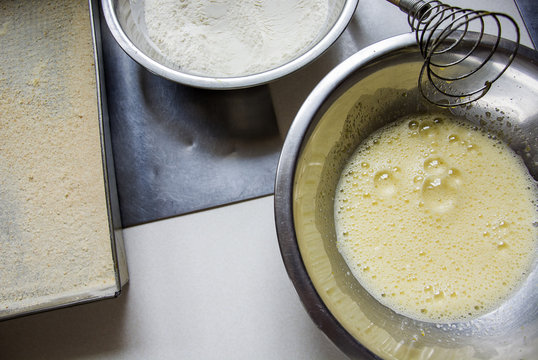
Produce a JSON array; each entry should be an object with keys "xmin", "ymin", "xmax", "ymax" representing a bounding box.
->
[{"xmin": 388, "ymin": 0, "xmax": 520, "ymax": 107}]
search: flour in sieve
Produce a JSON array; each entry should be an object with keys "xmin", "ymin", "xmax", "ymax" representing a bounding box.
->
[{"xmin": 144, "ymin": 0, "xmax": 329, "ymax": 77}]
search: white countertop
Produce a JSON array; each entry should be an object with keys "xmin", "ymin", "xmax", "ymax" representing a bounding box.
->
[
  {"xmin": 0, "ymin": 196, "xmax": 348, "ymax": 359},
  {"xmin": 0, "ymin": 0, "xmax": 532, "ymax": 359}
]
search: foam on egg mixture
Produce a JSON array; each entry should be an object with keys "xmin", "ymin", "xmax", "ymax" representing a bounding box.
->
[{"xmin": 334, "ymin": 114, "xmax": 537, "ymax": 323}]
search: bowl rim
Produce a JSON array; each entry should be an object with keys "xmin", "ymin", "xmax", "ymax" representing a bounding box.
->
[{"xmin": 101, "ymin": 0, "xmax": 360, "ymax": 89}]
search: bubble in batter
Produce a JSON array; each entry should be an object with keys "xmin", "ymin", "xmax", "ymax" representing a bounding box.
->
[{"xmin": 334, "ymin": 114, "xmax": 537, "ymax": 323}]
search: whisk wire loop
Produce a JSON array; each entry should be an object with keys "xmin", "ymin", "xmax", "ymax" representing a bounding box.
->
[
  {"xmin": 426, "ymin": 12, "xmax": 493, "ymax": 81},
  {"xmin": 396, "ymin": 0, "xmax": 520, "ymax": 106}
]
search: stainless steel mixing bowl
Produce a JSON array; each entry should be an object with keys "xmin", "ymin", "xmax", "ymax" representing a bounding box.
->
[
  {"xmin": 274, "ymin": 33, "xmax": 538, "ymax": 359},
  {"xmin": 101, "ymin": 0, "xmax": 359, "ymax": 89}
]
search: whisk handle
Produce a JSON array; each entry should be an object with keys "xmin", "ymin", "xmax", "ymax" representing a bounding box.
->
[{"xmin": 386, "ymin": 0, "xmax": 430, "ymax": 18}]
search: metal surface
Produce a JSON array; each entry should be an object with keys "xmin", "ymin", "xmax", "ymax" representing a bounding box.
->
[
  {"xmin": 515, "ymin": 0, "xmax": 538, "ymax": 48},
  {"xmin": 98, "ymin": 0, "xmax": 534, "ymax": 227},
  {"xmin": 100, "ymin": 0, "xmax": 359, "ymax": 89},
  {"xmin": 274, "ymin": 33, "xmax": 538, "ymax": 359},
  {"xmin": 389, "ymin": 0, "xmax": 520, "ymax": 107},
  {"xmin": 91, "ymin": 0, "xmax": 129, "ymax": 291},
  {"xmin": 99, "ymin": 12, "xmax": 283, "ymax": 226}
]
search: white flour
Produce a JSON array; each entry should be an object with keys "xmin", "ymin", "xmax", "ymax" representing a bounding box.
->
[{"xmin": 144, "ymin": 0, "xmax": 329, "ymax": 77}]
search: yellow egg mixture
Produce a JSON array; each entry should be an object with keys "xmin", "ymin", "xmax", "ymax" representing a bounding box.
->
[{"xmin": 334, "ymin": 114, "xmax": 537, "ymax": 322}]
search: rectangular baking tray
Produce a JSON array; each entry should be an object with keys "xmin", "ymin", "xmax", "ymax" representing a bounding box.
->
[{"xmin": 0, "ymin": 0, "xmax": 128, "ymax": 321}]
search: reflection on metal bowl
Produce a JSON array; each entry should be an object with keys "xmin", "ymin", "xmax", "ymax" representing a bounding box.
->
[
  {"xmin": 101, "ymin": 0, "xmax": 359, "ymax": 89},
  {"xmin": 274, "ymin": 33, "xmax": 537, "ymax": 359}
]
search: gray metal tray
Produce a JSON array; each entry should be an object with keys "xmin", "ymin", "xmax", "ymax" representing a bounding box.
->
[{"xmin": 0, "ymin": 0, "xmax": 127, "ymax": 321}]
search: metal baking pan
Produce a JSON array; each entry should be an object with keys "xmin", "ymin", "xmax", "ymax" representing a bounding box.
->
[{"xmin": 0, "ymin": 0, "xmax": 127, "ymax": 321}]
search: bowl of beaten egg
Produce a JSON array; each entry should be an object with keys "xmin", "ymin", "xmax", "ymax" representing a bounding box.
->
[{"xmin": 274, "ymin": 33, "xmax": 538, "ymax": 360}]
